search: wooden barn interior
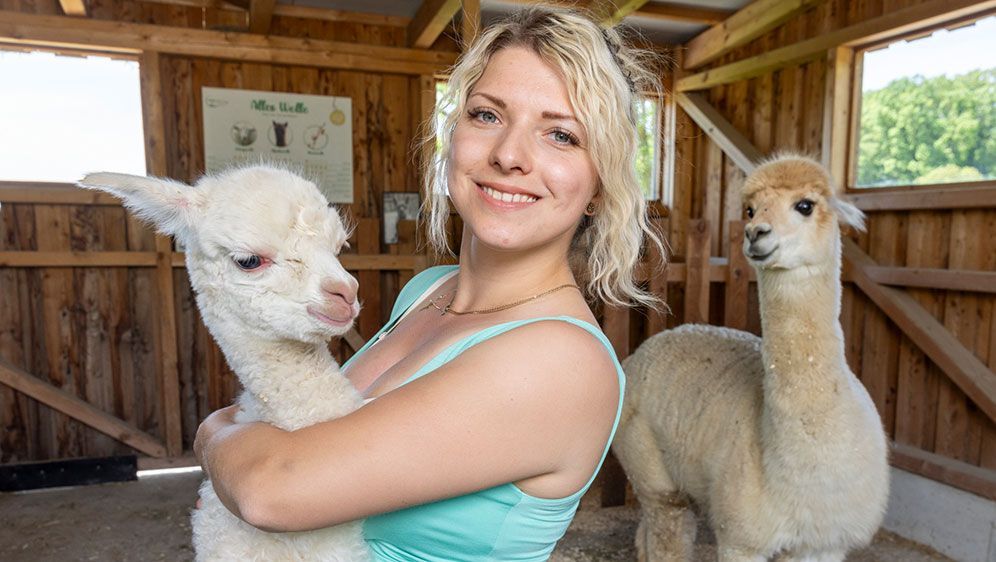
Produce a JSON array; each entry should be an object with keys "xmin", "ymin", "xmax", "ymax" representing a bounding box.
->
[{"xmin": 0, "ymin": 0, "xmax": 993, "ymax": 560}]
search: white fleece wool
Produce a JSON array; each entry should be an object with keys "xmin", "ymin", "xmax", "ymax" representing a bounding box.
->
[
  {"xmin": 80, "ymin": 165, "xmax": 370, "ymax": 562},
  {"xmin": 613, "ymin": 155, "xmax": 889, "ymax": 562}
]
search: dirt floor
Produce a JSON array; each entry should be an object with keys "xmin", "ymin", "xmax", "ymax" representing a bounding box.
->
[{"xmin": 0, "ymin": 470, "xmax": 951, "ymax": 562}]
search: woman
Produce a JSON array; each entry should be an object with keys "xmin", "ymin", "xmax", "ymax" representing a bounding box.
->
[{"xmin": 194, "ymin": 7, "xmax": 665, "ymax": 561}]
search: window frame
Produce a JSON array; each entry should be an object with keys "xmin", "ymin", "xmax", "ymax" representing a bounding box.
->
[
  {"xmin": 843, "ymin": 12, "xmax": 996, "ymax": 193},
  {"xmin": 634, "ymin": 92, "xmax": 666, "ymax": 203}
]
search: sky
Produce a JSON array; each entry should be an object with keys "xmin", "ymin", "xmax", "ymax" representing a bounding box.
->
[
  {"xmin": 0, "ymin": 51, "xmax": 147, "ymax": 183},
  {"xmin": 861, "ymin": 16, "xmax": 996, "ymax": 92}
]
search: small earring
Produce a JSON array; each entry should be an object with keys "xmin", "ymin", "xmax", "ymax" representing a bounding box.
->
[{"xmin": 585, "ymin": 202, "xmax": 596, "ymax": 216}]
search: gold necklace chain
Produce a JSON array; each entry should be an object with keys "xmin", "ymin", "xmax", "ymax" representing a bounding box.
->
[{"xmin": 420, "ymin": 284, "xmax": 581, "ymax": 316}]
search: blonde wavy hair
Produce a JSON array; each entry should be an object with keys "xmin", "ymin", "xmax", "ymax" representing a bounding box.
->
[{"xmin": 422, "ymin": 7, "xmax": 667, "ymax": 308}]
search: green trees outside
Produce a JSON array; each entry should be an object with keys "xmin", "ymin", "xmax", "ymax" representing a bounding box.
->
[
  {"xmin": 632, "ymin": 98, "xmax": 660, "ymax": 198},
  {"xmin": 856, "ymin": 69, "xmax": 995, "ymax": 187}
]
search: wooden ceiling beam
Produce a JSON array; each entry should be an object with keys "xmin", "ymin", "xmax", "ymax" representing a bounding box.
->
[
  {"xmin": 0, "ymin": 11, "xmax": 457, "ymax": 75},
  {"xmin": 636, "ymin": 2, "xmax": 735, "ymax": 25},
  {"xmin": 58, "ymin": 0, "xmax": 87, "ymax": 17},
  {"xmin": 408, "ymin": 0, "xmax": 461, "ymax": 48},
  {"xmin": 674, "ymin": 92, "xmax": 763, "ymax": 174},
  {"xmin": 247, "ymin": 0, "xmax": 276, "ymax": 34},
  {"xmin": 462, "ymin": 0, "xmax": 481, "ymax": 49},
  {"xmin": 683, "ymin": 0, "xmax": 824, "ymax": 70},
  {"xmin": 496, "ymin": 0, "xmax": 722, "ymax": 26},
  {"xmin": 678, "ymin": 0, "xmax": 996, "ymax": 90},
  {"xmin": 135, "ymin": 0, "xmax": 412, "ymax": 27},
  {"xmin": 591, "ymin": 0, "xmax": 651, "ymax": 27}
]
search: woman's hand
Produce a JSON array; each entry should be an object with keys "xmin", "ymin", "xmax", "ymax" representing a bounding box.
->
[{"xmin": 194, "ymin": 404, "xmax": 240, "ymax": 473}]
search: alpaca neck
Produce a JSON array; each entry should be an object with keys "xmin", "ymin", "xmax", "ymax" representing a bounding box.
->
[
  {"xmin": 206, "ymin": 317, "xmax": 337, "ymax": 406},
  {"xmin": 757, "ymin": 238, "xmax": 851, "ymax": 441}
]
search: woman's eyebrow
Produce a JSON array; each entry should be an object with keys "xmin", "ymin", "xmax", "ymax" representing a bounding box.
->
[
  {"xmin": 469, "ymin": 92, "xmax": 506, "ymax": 108},
  {"xmin": 541, "ymin": 111, "xmax": 578, "ymax": 122},
  {"xmin": 470, "ymin": 92, "xmax": 576, "ymax": 122}
]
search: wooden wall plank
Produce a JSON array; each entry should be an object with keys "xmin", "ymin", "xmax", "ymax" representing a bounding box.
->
[
  {"xmin": 0, "ymin": 358, "xmax": 166, "ymax": 457},
  {"xmin": 893, "ymin": 211, "xmax": 948, "ymax": 452},
  {"xmin": 844, "ymin": 239, "xmax": 996, "ymax": 427},
  {"xmin": 859, "ymin": 212, "xmax": 905, "ymax": 436},
  {"xmin": 357, "ymin": 218, "xmax": 381, "ymax": 340},
  {"xmin": 683, "ymin": 219, "xmax": 711, "ymax": 324},
  {"xmin": 935, "ymin": 211, "xmax": 989, "ymax": 464},
  {"xmin": 724, "ymin": 221, "xmax": 749, "ymax": 330}
]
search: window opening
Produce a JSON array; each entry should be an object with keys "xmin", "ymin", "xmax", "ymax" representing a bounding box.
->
[
  {"xmin": 853, "ymin": 16, "xmax": 995, "ymax": 188},
  {"xmin": 0, "ymin": 48, "xmax": 146, "ymax": 183}
]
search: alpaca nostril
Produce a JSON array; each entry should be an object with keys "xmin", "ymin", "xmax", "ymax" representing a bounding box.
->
[
  {"xmin": 321, "ymin": 278, "xmax": 357, "ymax": 305},
  {"xmin": 747, "ymin": 225, "xmax": 771, "ymax": 243}
]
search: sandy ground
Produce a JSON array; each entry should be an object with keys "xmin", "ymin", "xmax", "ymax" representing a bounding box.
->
[{"xmin": 0, "ymin": 470, "xmax": 951, "ymax": 562}]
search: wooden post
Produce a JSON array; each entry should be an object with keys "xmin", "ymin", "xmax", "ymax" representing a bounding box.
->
[
  {"xmin": 140, "ymin": 50, "xmax": 183, "ymax": 456},
  {"xmin": 397, "ymin": 220, "xmax": 418, "ymax": 287},
  {"xmin": 357, "ymin": 218, "xmax": 382, "ymax": 340},
  {"xmin": 724, "ymin": 220, "xmax": 749, "ymax": 330},
  {"xmin": 684, "ymin": 219, "xmax": 711, "ymax": 324},
  {"xmin": 821, "ymin": 46, "xmax": 854, "ymax": 187},
  {"xmin": 646, "ymin": 214, "xmax": 670, "ymax": 336},
  {"xmin": 600, "ymin": 303, "xmax": 631, "ymax": 507}
]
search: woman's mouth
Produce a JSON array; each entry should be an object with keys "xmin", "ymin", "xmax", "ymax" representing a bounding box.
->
[{"xmin": 476, "ymin": 183, "xmax": 539, "ymax": 207}]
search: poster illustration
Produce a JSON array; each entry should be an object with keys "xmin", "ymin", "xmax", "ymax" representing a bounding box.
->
[{"xmin": 201, "ymin": 87, "xmax": 353, "ymax": 203}]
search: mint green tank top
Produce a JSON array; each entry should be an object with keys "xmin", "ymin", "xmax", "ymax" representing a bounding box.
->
[{"xmin": 342, "ymin": 266, "xmax": 626, "ymax": 562}]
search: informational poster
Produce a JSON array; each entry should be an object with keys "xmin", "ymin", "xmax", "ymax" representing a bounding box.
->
[{"xmin": 201, "ymin": 87, "xmax": 353, "ymax": 203}]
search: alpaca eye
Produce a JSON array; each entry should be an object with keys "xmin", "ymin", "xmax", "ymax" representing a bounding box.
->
[
  {"xmin": 795, "ymin": 200, "xmax": 815, "ymax": 216},
  {"xmin": 745, "ymin": 207, "xmax": 754, "ymax": 219},
  {"xmin": 234, "ymin": 255, "xmax": 263, "ymax": 270}
]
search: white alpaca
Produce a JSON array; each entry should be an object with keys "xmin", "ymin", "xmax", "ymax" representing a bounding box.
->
[
  {"xmin": 79, "ymin": 165, "xmax": 370, "ymax": 562},
  {"xmin": 613, "ymin": 155, "xmax": 889, "ymax": 562}
]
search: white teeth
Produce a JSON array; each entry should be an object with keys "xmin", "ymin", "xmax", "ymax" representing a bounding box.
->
[{"xmin": 480, "ymin": 184, "xmax": 537, "ymax": 204}]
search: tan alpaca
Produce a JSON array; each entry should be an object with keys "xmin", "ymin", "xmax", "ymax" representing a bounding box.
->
[{"xmin": 614, "ymin": 155, "xmax": 889, "ymax": 562}]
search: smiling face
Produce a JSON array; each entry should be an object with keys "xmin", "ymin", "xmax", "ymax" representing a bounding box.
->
[{"xmin": 447, "ymin": 46, "xmax": 599, "ymax": 255}]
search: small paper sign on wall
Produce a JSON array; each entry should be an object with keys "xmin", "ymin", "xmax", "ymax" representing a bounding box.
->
[{"xmin": 201, "ymin": 87, "xmax": 353, "ymax": 203}]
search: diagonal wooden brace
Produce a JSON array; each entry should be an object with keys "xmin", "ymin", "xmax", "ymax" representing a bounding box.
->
[{"xmin": 0, "ymin": 358, "xmax": 168, "ymax": 457}]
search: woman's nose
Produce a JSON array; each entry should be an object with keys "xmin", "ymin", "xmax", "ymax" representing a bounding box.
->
[{"xmin": 490, "ymin": 127, "xmax": 532, "ymax": 174}]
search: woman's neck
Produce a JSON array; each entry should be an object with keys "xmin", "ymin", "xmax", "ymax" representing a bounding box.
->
[{"xmin": 450, "ymin": 229, "xmax": 578, "ymax": 312}]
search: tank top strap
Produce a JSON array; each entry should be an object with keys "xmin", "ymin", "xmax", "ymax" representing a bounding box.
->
[
  {"xmin": 389, "ymin": 265, "xmax": 460, "ymax": 320},
  {"xmin": 342, "ymin": 265, "xmax": 458, "ymax": 370}
]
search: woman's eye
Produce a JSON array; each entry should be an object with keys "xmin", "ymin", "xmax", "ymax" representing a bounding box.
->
[
  {"xmin": 469, "ymin": 109, "xmax": 498, "ymax": 124},
  {"xmin": 234, "ymin": 255, "xmax": 263, "ymax": 270},
  {"xmin": 746, "ymin": 207, "xmax": 754, "ymax": 219},
  {"xmin": 795, "ymin": 199, "xmax": 815, "ymax": 216},
  {"xmin": 551, "ymin": 130, "xmax": 579, "ymax": 145}
]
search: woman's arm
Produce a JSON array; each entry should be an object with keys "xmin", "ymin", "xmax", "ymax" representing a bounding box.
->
[{"xmin": 193, "ymin": 320, "xmax": 618, "ymax": 532}]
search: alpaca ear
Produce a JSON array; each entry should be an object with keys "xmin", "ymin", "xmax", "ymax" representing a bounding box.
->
[
  {"xmin": 831, "ymin": 197, "xmax": 866, "ymax": 233},
  {"xmin": 78, "ymin": 172, "xmax": 203, "ymax": 241}
]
